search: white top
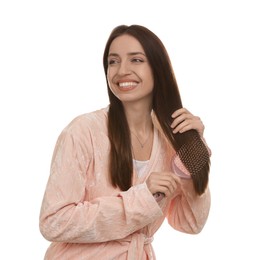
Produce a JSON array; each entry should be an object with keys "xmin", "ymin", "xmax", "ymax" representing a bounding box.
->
[{"xmin": 133, "ymin": 159, "xmax": 149, "ymax": 178}]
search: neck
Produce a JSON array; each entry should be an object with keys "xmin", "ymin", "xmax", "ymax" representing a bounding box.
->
[
  {"xmin": 122, "ymin": 101, "xmax": 154, "ymax": 160},
  {"xmin": 130, "ymin": 120, "xmax": 154, "ymax": 160},
  {"xmin": 123, "ymin": 102, "xmax": 153, "ymax": 133}
]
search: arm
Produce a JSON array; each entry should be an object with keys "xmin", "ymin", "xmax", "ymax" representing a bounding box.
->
[
  {"xmin": 171, "ymin": 107, "xmax": 212, "ymax": 157},
  {"xmin": 166, "ymin": 177, "xmax": 211, "ymax": 234},
  {"xmin": 39, "ymin": 128, "xmax": 162, "ymax": 243},
  {"xmin": 168, "ymin": 108, "xmax": 211, "ymax": 233},
  {"xmin": 145, "ymin": 160, "xmax": 210, "ymax": 234}
]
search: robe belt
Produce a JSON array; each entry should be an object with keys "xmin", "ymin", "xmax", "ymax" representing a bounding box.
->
[{"xmin": 118, "ymin": 233, "xmax": 154, "ymax": 260}]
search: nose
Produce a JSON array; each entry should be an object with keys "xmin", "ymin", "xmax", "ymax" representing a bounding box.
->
[{"xmin": 117, "ymin": 60, "xmax": 131, "ymax": 75}]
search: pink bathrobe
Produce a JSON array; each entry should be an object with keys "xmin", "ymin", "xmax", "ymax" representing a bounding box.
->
[{"xmin": 39, "ymin": 107, "xmax": 211, "ymax": 260}]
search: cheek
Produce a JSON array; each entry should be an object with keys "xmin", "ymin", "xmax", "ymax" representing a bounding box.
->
[
  {"xmin": 106, "ymin": 69, "xmax": 112, "ymax": 87},
  {"xmin": 107, "ymin": 65, "xmax": 116, "ymax": 76},
  {"xmin": 106, "ymin": 72, "xmax": 116, "ymax": 93},
  {"xmin": 107, "ymin": 68, "xmax": 115, "ymax": 85},
  {"xmin": 107, "ymin": 68, "xmax": 111, "ymax": 81},
  {"xmin": 144, "ymin": 68, "xmax": 154, "ymax": 88}
]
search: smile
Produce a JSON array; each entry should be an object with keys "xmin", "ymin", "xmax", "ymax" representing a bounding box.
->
[{"xmin": 118, "ymin": 82, "xmax": 138, "ymax": 88}]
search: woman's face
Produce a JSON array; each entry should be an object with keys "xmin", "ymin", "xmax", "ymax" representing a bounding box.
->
[{"xmin": 107, "ymin": 34, "xmax": 154, "ymax": 105}]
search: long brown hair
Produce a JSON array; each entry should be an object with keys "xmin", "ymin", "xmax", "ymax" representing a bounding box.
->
[{"xmin": 103, "ymin": 25, "xmax": 210, "ymax": 195}]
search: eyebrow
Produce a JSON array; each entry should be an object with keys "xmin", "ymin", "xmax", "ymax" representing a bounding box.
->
[{"xmin": 108, "ymin": 52, "xmax": 146, "ymax": 57}]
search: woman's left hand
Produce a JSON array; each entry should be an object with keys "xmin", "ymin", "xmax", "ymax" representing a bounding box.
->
[{"xmin": 171, "ymin": 108, "xmax": 204, "ymax": 136}]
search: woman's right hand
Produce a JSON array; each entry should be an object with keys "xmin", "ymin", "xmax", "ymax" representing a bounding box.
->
[{"xmin": 146, "ymin": 171, "xmax": 180, "ymax": 199}]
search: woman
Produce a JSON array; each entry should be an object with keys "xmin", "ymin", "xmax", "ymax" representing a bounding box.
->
[{"xmin": 39, "ymin": 24, "xmax": 211, "ymax": 259}]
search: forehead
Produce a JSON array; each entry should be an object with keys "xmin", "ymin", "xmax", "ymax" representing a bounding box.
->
[{"xmin": 109, "ymin": 34, "xmax": 145, "ymax": 54}]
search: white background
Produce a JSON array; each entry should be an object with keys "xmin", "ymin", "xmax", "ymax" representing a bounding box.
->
[{"xmin": 1, "ymin": 0, "xmax": 257, "ymax": 259}]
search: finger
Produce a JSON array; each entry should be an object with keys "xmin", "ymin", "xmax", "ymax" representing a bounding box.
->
[
  {"xmin": 173, "ymin": 121, "xmax": 204, "ymax": 134},
  {"xmin": 171, "ymin": 173, "xmax": 181, "ymax": 183},
  {"xmin": 172, "ymin": 114, "xmax": 204, "ymax": 133},
  {"xmin": 158, "ymin": 177, "xmax": 178, "ymax": 194},
  {"xmin": 171, "ymin": 113, "xmax": 193, "ymax": 129},
  {"xmin": 172, "ymin": 120, "xmax": 190, "ymax": 133},
  {"xmin": 147, "ymin": 174, "xmax": 177, "ymax": 195},
  {"xmin": 162, "ymin": 181, "xmax": 178, "ymax": 197},
  {"xmin": 171, "ymin": 108, "xmax": 190, "ymax": 118},
  {"xmin": 174, "ymin": 124, "xmax": 193, "ymax": 134},
  {"xmin": 172, "ymin": 120, "xmax": 202, "ymax": 134}
]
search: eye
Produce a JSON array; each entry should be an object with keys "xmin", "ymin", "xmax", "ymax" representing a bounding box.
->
[
  {"xmin": 108, "ymin": 60, "xmax": 117, "ymax": 65},
  {"xmin": 108, "ymin": 58, "xmax": 120, "ymax": 65},
  {"xmin": 131, "ymin": 58, "xmax": 144, "ymax": 63}
]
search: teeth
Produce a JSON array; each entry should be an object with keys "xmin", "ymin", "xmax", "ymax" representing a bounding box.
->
[{"xmin": 119, "ymin": 82, "xmax": 137, "ymax": 87}]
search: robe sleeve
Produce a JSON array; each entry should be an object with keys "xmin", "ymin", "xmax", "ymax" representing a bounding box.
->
[
  {"xmin": 167, "ymin": 140, "xmax": 211, "ymax": 234},
  {"xmin": 167, "ymin": 180, "xmax": 211, "ymax": 234},
  {"xmin": 39, "ymin": 126, "xmax": 163, "ymax": 243}
]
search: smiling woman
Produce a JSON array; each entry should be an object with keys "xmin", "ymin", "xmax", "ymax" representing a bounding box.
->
[
  {"xmin": 39, "ymin": 24, "xmax": 211, "ymax": 260},
  {"xmin": 107, "ymin": 35, "xmax": 154, "ymax": 105}
]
